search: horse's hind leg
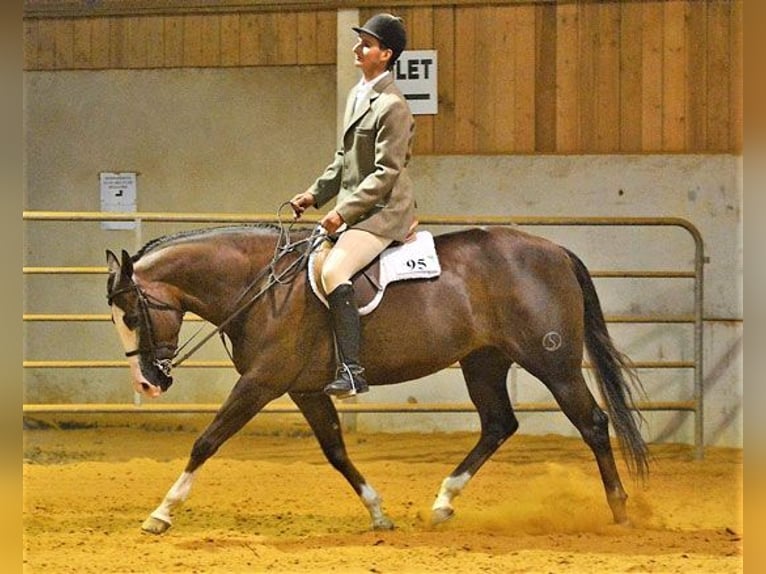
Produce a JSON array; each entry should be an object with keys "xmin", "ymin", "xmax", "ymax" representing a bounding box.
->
[
  {"xmin": 290, "ymin": 391, "xmax": 395, "ymax": 530},
  {"xmin": 432, "ymin": 348, "xmax": 517, "ymax": 524},
  {"xmin": 542, "ymin": 369, "xmax": 630, "ymax": 524}
]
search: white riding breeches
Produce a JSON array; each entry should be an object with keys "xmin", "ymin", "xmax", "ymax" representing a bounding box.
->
[{"xmin": 321, "ymin": 229, "xmax": 393, "ymax": 295}]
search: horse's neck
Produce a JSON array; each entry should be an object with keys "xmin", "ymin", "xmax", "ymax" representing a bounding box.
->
[{"xmin": 140, "ymin": 240, "xmax": 277, "ymax": 325}]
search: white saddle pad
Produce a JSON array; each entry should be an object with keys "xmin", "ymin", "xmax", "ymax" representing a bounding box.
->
[{"xmin": 309, "ymin": 230, "xmax": 441, "ymax": 316}]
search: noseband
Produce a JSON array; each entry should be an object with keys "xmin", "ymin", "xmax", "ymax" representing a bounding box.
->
[{"xmin": 108, "ymin": 282, "xmax": 183, "ymax": 379}]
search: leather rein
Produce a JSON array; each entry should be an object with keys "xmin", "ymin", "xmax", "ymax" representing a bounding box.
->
[{"xmin": 109, "ymin": 222, "xmax": 327, "ymax": 373}]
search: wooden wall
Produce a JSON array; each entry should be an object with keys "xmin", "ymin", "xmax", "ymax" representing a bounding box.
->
[
  {"xmin": 22, "ymin": 11, "xmax": 337, "ymax": 68},
  {"xmin": 23, "ymin": 1, "xmax": 743, "ymax": 155}
]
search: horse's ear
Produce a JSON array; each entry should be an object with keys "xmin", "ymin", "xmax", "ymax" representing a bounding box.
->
[
  {"xmin": 105, "ymin": 249, "xmax": 134, "ymax": 302},
  {"xmin": 106, "ymin": 250, "xmax": 120, "ymax": 277},
  {"xmin": 120, "ymin": 249, "xmax": 134, "ymax": 279}
]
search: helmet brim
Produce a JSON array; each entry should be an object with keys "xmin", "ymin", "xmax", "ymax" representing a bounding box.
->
[{"xmin": 352, "ymin": 26, "xmax": 384, "ymax": 44}]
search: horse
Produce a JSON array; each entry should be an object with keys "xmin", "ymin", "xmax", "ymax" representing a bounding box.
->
[{"xmin": 105, "ymin": 223, "xmax": 649, "ymax": 534}]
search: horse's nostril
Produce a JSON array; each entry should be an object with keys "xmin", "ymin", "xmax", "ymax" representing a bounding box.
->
[{"xmin": 141, "ymin": 383, "xmax": 151, "ymax": 392}]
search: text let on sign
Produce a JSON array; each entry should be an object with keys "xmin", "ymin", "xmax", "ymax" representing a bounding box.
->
[{"xmin": 394, "ymin": 50, "xmax": 438, "ymax": 115}]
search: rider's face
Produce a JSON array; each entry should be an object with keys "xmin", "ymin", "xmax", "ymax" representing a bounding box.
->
[{"xmin": 352, "ymin": 33, "xmax": 392, "ymax": 80}]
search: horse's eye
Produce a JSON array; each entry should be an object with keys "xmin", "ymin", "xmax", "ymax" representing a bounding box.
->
[{"xmin": 123, "ymin": 314, "xmax": 139, "ymax": 330}]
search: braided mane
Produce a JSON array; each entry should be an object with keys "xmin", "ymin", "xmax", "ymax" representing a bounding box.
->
[{"xmin": 133, "ymin": 223, "xmax": 281, "ymax": 261}]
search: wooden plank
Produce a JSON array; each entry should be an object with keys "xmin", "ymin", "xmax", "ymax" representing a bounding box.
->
[
  {"xmin": 314, "ymin": 10, "xmax": 336, "ymax": 65},
  {"xmin": 72, "ymin": 18, "xmax": 92, "ymax": 69},
  {"xmin": 555, "ymin": 2, "xmax": 579, "ymax": 152},
  {"xmin": 145, "ymin": 15, "xmax": 165, "ymax": 67},
  {"xmin": 432, "ymin": 6, "xmax": 455, "ymax": 153},
  {"xmin": 53, "ymin": 17, "xmax": 74, "ymax": 69},
  {"xmin": 220, "ymin": 13, "xmax": 240, "ymax": 66},
  {"xmin": 729, "ymin": 0, "xmax": 743, "ymax": 152},
  {"xmin": 108, "ymin": 16, "xmax": 127, "ymax": 68},
  {"xmin": 201, "ymin": 14, "xmax": 222, "ymax": 66},
  {"xmin": 257, "ymin": 12, "xmax": 278, "ymax": 65},
  {"xmin": 163, "ymin": 15, "xmax": 184, "ymax": 67},
  {"xmin": 410, "ymin": 6, "xmax": 435, "ymax": 154},
  {"xmin": 126, "ymin": 16, "xmax": 148, "ymax": 68},
  {"xmin": 514, "ymin": 4, "xmax": 537, "ymax": 152},
  {"xmin": 296, "ymin": 11, "xmax": 317, "ymax": 65},
  {"xmin": 619, "ymin": 1, "xmax": 643, "ymax": 151},
  {"xmin": 594, "ymin": 1, "xmax": 620, "ymax": 152},
  {"xmin": 685, "ymin": 0, "xmax": 707, "ymax": 151},
  {"xmin": 239, "ymin": 13, "xmax": 260, "ymax": 66},
  {"xmin": 706, "ymin": 0, "xmax": 731, "ymax": 151},
  {"xmin": 493, "ymin": 6, "xmax": 517, "ymax": 152},
  {"xmin": 474, "ymin": 6, "xmax": 496, "ymax": 151},
  {"xmin": 90, "ymin": 17, "xmax": 111, "ymax": 69},
  {"xmin": 182, "ymin": 14, "xmax": 204, "ymax": 66},
  {"xmin": 453, "ymin": 6, "xmax": 476, "ymax": 152},
  {"xmin": 662, "ymin": 0, "xmax": 686, "ymax": 151},
  {"xmin": 578, "ymin": 1, "xmax": 598, "ymax": 151},
  {"xmin": 641, "ymin": 1, "xmax": 664, "ymax": 152},
  {"xmin": 534, "ymin": 2, "xmax": 556, "ymax": 153},
  {"xmin": 276, "ymin": 11, "xmax": 298, "ymax": 65}
]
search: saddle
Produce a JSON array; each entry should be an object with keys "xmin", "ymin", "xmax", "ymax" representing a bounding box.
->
[{"xmin": 308, "ymin": 230, "xmax": 442, "ymax": 315}]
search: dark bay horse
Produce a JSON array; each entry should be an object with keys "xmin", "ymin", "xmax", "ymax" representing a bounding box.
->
[{"xmin": 105, "ymin": 224, "xmax": 648, "ymax": 534}]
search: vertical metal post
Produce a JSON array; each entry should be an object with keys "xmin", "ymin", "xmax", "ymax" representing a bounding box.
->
[
  {"xmin": 335, "ymin": 8, "xmax": 359, "ymax": 142},
  {"xmin": 337, "ymin": 8, "xmax": 360, "ymax": 432},
  {"xmin": 692, "ymin": 226, "xmax": 705, "ymax": 459},
  {"xmin": 132, "ymin": 217, "xmax": 143, "ymax": 408}
]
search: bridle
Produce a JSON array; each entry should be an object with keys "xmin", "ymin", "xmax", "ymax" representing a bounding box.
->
[
  {"xmin": 107, "ymin": 281, "xmax": 182, "ymax": 379},
  {"xmin": 107, "ymin": 215, "xmax": 328, "ymax": 380}
]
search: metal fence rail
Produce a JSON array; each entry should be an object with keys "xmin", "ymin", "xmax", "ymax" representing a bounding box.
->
[{"xmin": 22, "ymin": 211, "xmax": 705, "ymax": 457}]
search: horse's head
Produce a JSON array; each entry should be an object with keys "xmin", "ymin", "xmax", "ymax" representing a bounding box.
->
[{"xmin": 106, "ymin": 249, "xmax": 184, "ymax": 398}]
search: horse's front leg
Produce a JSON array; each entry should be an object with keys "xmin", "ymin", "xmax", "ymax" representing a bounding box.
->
[
  {"xmin": 142, "ymin": 470, "xmax": 195, "ymax": 533},
  {"xmin": 142, "ymin": 375, "xmax": 281, "ymax": 534},
  {"xmin": 289, "ymin": 391, "xmax": 394, "ymax": 530}
]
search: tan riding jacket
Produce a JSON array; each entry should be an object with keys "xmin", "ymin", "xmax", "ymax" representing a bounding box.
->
[{"xmin": 308, "ymin": 74, "xmax": 416, "ymax": 243}]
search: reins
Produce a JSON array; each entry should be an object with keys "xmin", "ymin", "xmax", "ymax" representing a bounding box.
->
[{"xmin": 169, "ymin": 206, "xmax": 328, "ymax": 369}]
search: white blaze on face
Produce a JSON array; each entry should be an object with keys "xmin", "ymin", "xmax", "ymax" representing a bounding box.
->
[{"xmin": 110, "ymin": 304, "xmax": 162, "ymax": 398}]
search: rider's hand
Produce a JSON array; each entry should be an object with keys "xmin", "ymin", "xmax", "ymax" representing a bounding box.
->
[
  {"xmin": 289, "ymin": 192, "xmax": 315, "ymax": 220},
  {"xmin": 319, "ymin": 210, "xmax": 344, "ymax": 234}
]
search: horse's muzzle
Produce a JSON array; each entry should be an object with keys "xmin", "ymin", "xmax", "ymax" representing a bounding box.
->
[{"xmin": 134, "ymin": 379, "xmax": 163, "ymax": 398}]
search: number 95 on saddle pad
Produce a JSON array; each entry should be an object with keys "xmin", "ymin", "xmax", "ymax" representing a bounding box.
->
[{"xmin": 309, "ymin": 230, "xmax": 441, "ymax": 316}]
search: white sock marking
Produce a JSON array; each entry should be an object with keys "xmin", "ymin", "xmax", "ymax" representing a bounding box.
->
[
  {"xmin": 432, "ymin": 472, "xmax": 472, "ymax": 511},
  {"xmin": 150, "ymin": 471, "xmax": 195, "ymax": 524}
]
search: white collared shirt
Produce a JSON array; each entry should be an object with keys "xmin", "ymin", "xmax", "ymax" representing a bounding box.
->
[{"xmin": 354, "ymin": 70, "xmax": 390, "ymax": 110}]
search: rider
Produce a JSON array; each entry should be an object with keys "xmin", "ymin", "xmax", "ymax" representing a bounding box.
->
[{"xmin": 290, "ymin": 13, "xmax": 417, "ymax": 399}]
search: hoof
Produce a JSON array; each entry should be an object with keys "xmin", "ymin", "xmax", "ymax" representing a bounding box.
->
[
  {"xmin": 141, "ymin": 515, "xmax": 171, "ymax": 535},
  {"xmin": 372, "ymin": 515, "xmax": 395, "ymax": 531},
  {"xmin": 431, "ymin": 507, "xmax": 454, "ymax": 525}
]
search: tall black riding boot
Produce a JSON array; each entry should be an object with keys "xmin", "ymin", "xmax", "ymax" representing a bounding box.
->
[{"xmin": 324, "ymin": 283, "xmax": 369, "ymax": 399}]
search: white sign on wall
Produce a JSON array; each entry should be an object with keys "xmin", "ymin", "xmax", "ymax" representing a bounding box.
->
[
  {"xmin": 395, "ymin": 50, "xmax": 438, "ymax": 115},
  {"xmin": 100, "ymin": 172, "xmax": 137, "ymax": 230}
]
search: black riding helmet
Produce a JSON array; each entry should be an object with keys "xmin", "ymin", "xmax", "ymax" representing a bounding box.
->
[{"xmin": 353, "ymin": 14, "xmax": 407, "ymax": 65}]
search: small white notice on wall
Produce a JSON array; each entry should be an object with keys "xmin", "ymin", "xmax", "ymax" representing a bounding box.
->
[
  {"xmin": 100, "ymin": 172, "xmax": 137, "ymax": 230},
  {"xmin": 394, "ymin": 50, "xmax": 438, "ymax": 115}
]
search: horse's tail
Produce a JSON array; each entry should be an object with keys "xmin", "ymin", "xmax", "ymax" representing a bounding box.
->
[{"xmin": 564, "ymin": 247, "xmax": 650, "ymax": 480}]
